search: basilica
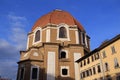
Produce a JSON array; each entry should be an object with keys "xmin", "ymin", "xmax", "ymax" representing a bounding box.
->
[{"xmin": 17, "ymin": 10, "xmax": 120, "ymax": 80}]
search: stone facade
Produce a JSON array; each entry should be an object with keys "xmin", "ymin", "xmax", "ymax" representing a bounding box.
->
[{"xmin": 17, "ymin": 10, "xmax": 90, "ymax": 80}]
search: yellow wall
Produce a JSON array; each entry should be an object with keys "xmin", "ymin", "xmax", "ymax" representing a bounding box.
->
[
  {"xmin": 100, "ymin": 39, "xmax": 120, "ymax": 79},
  {"xmin": 79, "ymin": 38, "xmax": 120, "ymax": 80}
]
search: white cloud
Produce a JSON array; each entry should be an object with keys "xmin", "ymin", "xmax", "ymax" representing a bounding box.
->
[
  {"xmin": 8, "ymin": 13, "xmax": 27, "ymax": 28},
  {"xmin": 7, "ymin": 13, "xmax": 28, "ymax": 50},
  {"xmin": 0, "ymin": 13, "xmax": 29, "ymax": 80},
  {"xmin": 0, "ymin": 39, "xmax": 19, "ymax": 59},
  {"xmin": 8, "ymin": 14, "xmax": 26, "ymax": 21},
  {"xmin": 10, "ymin": 27, "xmax": 27, "ymax": 50},
  {"xmin": 0, "ymin": 60, "xmax": 17, "ymax": 80},
  {"xmin": 0, "ymin": 39, "xmax": 9, "ymax": 48},
  {"xmin": 0, "ymin": 39, "xmax": 18, "ymax": 80}
]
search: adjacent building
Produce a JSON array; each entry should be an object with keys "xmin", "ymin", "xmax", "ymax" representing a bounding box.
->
[{"xmin": 76, "ymin": 34, "xmax": 120, "ymax": 80}]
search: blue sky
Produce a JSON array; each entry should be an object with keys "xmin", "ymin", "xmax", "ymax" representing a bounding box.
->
[{"xmin": 0, "ymin": 0, "xmax": 120, "ymax": 79}]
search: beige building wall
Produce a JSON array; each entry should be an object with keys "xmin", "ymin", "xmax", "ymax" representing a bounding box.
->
[
  {"xmin": 77, "ymin": 35, "xmax": 120, "ymax": 80},
  {"xmin": 99, "ymin": 39, "xmax": 120, "ymax": 80}
]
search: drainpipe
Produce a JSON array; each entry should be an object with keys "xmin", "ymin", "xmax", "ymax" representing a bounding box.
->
[
  {"xmin": 79, "ymin": 63, "xmax": 81, "ymax": 80},
  {"xmin": 99, "ymin": 51, "xmax": 105, "ymax": 80}
]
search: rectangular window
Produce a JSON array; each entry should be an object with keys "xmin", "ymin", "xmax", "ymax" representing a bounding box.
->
[
  {"xmin": 83, "ymin": 72, "xmax": 85, "ymax": 78},
  {"xmin": 86, "ymin": 70, "xmax": 89, "ymax": 77},
  {"xmin": 116, "ymin": 75, "xmax": 120, "ymax": 80},
  {"xmin": 102, "ymin": 51, "xmax": 106, "ymax": 58},
  {"xmin": 32, "ymin": 68, "xmax": 38, "ymax": 79},
  {"xmin": 89, "ymin": 69, "xmax": 92, "ymax": 76},
  {"xmin": 31, "ymin": 67, "xmax": 39, "ymax": 80},
  {"xmin": 94, "ymin": 54, "xmax": 97, "ymax": 60},
  {"xmin": 82, "ymin": 33, "xmax": 85, "ymax": 44},
  {"xmin": 99, "ymin": 77, "xmax": 103, "ymax": 80},
  {"xmin": 19, "ymin": 67, "xmax": 25, "ymax": 80},
  {"xmin": 105, "ymin": 63, "xmax": 109, "ymax": 71},
  {"xmin": 91, "ymin": 55, "xmax": 94, "ymax": 62},
  {"xmin": 97, "ymin": 65, "xmax": 101, "ymax": 73},
  {"xmin": 114, "ymin": 58, "xmax": 119, "ymax": 68},
  {"xmin": 111, "ymin": 46, "xmax": 116, "ymax": 54},
  {"xmin": 80, "ymin": 62, "xmax": 83, "ymax": 67},
  {"xmin": 84, "ymin": 60, "xmax": 86, "ymax": 66},
  {"xmin": 61, "ymin": 66, "xmax": 69, "ymax": 77},
  {"xmin": 62, "ymin": 69, "xmax": 68, "ymax": 75},
  {"xmin": 93, "ymin": 67, "xmax": 96, "ymax": 74},
  {"xmin": 107, "ymin": 77, "xmax": 112, "ymax": 80},
  {"xmin": 87, "ymin": 58, "xmax": 90, "ymax": 64},
  {"xmin": 95, "ymin": 53, "xmax": 99, "ymax": 59}
]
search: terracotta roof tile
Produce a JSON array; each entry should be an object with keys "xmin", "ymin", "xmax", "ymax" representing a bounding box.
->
[{"xmin": 32, "ymin": 10, "xmax": 85, "ymax": 31}]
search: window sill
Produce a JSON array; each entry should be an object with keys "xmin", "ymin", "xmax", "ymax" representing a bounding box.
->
[
  {"xmin": 57, "ymin": 38, "xmax": 70, "ymax": 41},
  {"xmin": 105, "ymin": 70, "xmax": 109, "ymax": 72},
  {"xmin": 61, "ymin": 75, "xmax": 70, "ymax": 77},
  {"xmin": 33, "ymin": 40, "xmax": 41, "ymax": 45},
  {"xmin": 115, "ymin": 66, "xmax": 120, "ymax": 69},
  {"xmin": 111, "ymin": 52, "xmax": 117, "ymax": 55},
  {"xmin": 98, "ymin": 72, "xmax": 101, "ymax": 74},
  {"xmin": 103, "ymin": 56, "xmax": 107, "ymax": 59}
]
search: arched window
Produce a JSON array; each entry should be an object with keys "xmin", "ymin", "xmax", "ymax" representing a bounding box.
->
[
  {"xmin": 60, "ymin": 51, "xmax": 66, "ymax": 58},
  {"xmin": 35, "ymin": 30, "xmax": 40, "ymax": 42},
  {"xmin": 19, "ymin": 67, "xmax": 25, "ymax": 80},
  {"xmin": 59, "ymin": 27, "xmax": 67, "ymax": 38}
]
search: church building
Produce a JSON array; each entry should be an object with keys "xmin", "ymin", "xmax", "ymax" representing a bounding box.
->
[{"xmin": 17, "ymin": 9, "xmax": 90, "ymax": 80}]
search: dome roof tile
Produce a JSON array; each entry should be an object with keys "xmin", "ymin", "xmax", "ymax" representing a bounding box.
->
[{"xmin": 32, "ymin": 10, "xmax": 85, "ymax": 31}]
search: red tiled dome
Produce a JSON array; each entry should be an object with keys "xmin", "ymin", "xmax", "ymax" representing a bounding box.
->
[{"xmin": 32, "ymin": 9, "xmax": 85, "ymax": 31}]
